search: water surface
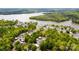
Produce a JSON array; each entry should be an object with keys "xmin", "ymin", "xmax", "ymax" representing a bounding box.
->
[{"xmin": 0, "ymin": 12, "xmax": 79, "ymax": 38}]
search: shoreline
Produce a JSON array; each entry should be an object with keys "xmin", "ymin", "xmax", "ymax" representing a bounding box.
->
[{"xmin": 0, "ymin": 12, "xmax": 79, "ymax": 30}]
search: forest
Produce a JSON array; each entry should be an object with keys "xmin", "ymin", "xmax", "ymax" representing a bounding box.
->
[{"xmin": 0, "ymin": 19, "xmax": 79, "ymax": 51}]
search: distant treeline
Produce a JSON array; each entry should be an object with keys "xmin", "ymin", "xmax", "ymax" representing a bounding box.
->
[{"xmin": 0, "ymin": 8, "xmax": 79, "ymax": 15}]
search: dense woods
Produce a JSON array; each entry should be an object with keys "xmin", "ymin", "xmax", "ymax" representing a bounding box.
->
[{"xmin": 0, "ymin": 19, "xmax": 79, "ymax": 51}]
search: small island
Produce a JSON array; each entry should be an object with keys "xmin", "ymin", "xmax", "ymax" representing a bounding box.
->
[
  {"xmin": 30, "ymin": 11, "xmax": 79, "ymax": 24},
  {"xmin": 30, "ymin": 12, "xmax": 69, "ymax": 22}
]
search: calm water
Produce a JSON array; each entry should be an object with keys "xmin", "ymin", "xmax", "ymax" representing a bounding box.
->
[
  {"xmin": 0, "ymin": 12, "xmax": 79, "ymax": 38},
  {"xmin": 0, "ymin": 13, "xmax": 43, "ymax": 22},
  {"xmin": 0, "ymin": 12, "xmax": 79, "ymax": 29}
]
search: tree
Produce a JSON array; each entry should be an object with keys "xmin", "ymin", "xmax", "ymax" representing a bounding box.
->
[
  {"xmin": 27, "ymin": 22, "xmax": 36, "ymax": 30},
  {"xmin": 28, "ymin": 44, "xmax": 37, "ymax": 51},
  {"xmin": 21, "ymin": 44, "xmax": 28, "ymax": 51},
  {"xmin": 31, "ymin": 44, "xmax": 37, "ymax": 51},
  {"xmin": 25, "ymin": 34, "xmax": 31, "ymax": 43},
  {"xmin": 40, "ymin": 39, "xmax": 53, "ymax": 51},
  {"xmin": 14, "ymin": 41, "xmax": 22, "ymax": 51}
]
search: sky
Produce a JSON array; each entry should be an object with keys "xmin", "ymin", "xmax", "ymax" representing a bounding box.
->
[{"xmin": 0, "ymin": 0, "xmax": 79, "ymax": 8}]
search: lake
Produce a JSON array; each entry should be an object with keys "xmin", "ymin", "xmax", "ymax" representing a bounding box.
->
[
  {"xmin": 0, "ymin": 12, "xmax": 79, "ymax": 38},
  {"xmin": 0, "ymin": 12, "xmax": 79, "ymax": 29}
]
